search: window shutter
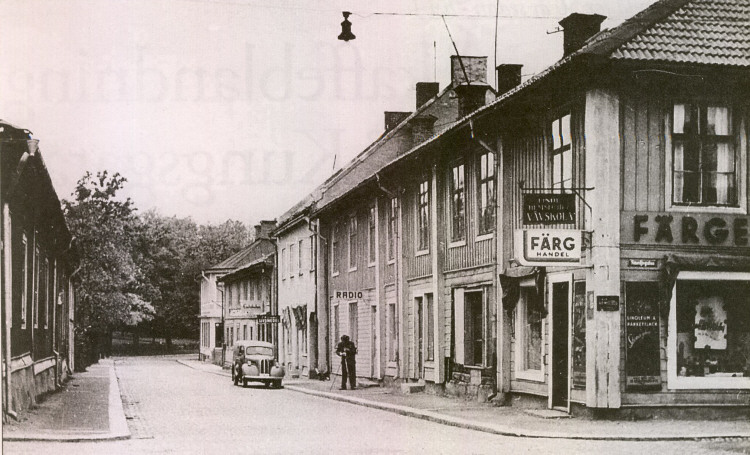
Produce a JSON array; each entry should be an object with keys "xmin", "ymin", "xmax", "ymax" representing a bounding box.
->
[{"xmin": 454, "ymin": 288, "xmax": 465, "ymax": 365}]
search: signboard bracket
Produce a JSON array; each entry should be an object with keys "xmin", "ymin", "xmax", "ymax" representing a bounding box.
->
[{"xmin": 519, "ymin": 181, "xmax": 594, "ymax": 213}]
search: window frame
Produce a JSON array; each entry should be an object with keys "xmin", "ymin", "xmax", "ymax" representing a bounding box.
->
[
  {"xmin": 477, "ymin": 151, "xmax": 496, "ymax": 237},
  {"xmin": 416, "ymin": 177, "xmax": 431, "ymax": 254},
  {"xmin": 33, "ymin": 245, "xmax": 40, "ymax": 329},
  {"xmin": 449, "ymin": 162, "xmax": 466, "ymax": 245},
  {"xmin": 298, "ymin": 238, "xmax": 304, "ymax": 276},
  {"xmin": 368, "ymin": 205, "xmax": 376, "ymax": 267},
  {"xmin": 331, "ymin": 223, "xmax": 340, "ymax": 277},
  {"xmin": 281, "ymin": 247, "xmax": 287, "ymax": 281},
  {"xmin": 20, "ymin": 232, "xmax": 28, "ymax": 330},
  {"xmin": 667, "ymin": 101, "xmax": 746, "ymax": 212},
  {"xmin": 289, "ymin": 242, "xmax": 296, "ymax": 278},
  {"xmin": 667, "ymin": 271, "xmax": 750, "ymax": 390},
  {"xmin": 550, "ymin": 113, "xmax": 573, "ymax": 191},
  {"xmin": 348, "ymin": 214, "xmax": 358, "ymax": 272},
  {"xmin": 387, "ymin": 197, "xmax": 398, "ymax": 263},
  {"xmin": 514, "ymin": 280, "xmax": 546, "ymax": 382}
]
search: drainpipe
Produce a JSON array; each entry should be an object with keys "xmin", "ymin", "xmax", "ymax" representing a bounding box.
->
[{"xmin": 305, "ymin": 216, "xmax": 330, "ymax": 375}]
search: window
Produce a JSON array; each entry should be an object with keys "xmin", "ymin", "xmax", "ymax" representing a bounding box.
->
[
  {"xmin": 229, "ymin": 327, "xmax": 234, "ymax": 346},
  {"xmin": 333, "ymin": 304, "xmax": 340, "ymax": 346},
  {"xmin": 289, "ymin": 242, "xmax": 296, "ymax": 278},
  {"xmin": 368, "ymin": 205, "xmax": 376, "ymax": 266},
  {"xmin": 302, "ymin": 326, "xmax": 308, "ymax": 354},
  {"xmin": 450, "ymin": 163, "xmax": 466, "ymax": 242},
  {"xmin": 281, "ymin": 248, "xmax": 286, "ymax": 280},
  {"xmin": 426, "ymin": 293, "xmax": 434, "ymax": 361},
  {"xmin": 417, "ymin": 178, "xmax": 430, "ymax": 252},
  {"xmin": 388, "ymin": 303, "xmax": 398, "ymax": 362},
  {"xmin": 298, "ymin": 239, "xmax": 304, "ymax": 275},
  {"xmin": 33, "ymin": 246, "xmax": 39, "ymax": 328},
  {"xmin": 243, "ymin": 324, "xmax": 247, "ymax": 341},
  {"xmin": 668, "ymin": 271, "xmax": 750, "ymax": 389},
  {"xmin": 478, "ymin": 152, "xmax": 496, "ymax": 235},
  {"xmin": 309, "ymin": 234, "xmax": 316, "ymax": 272},
  {"xmin": 464, "ymin": 291, "xmax": 484, "ymax": 366},
  {"xmin": 349, "ymin": 301, "xmax": 358, "ymax": 345},
  {"xmin": 243, "ymin": 280, "xmax": 249, "ymax": 301},
  {"xmin": 551, "ymin": 114, "xmax": 572, "ymax": 189},
  {"xmin": 41, "ymin": 258, "xmax": 49, "ymax": 329},
  {"xmin": 21, "ymin": 233, "xmax": 27, "ymax": 329},
  {"xmin": 515, "ymin": 284, "xmax": 544, "ymax": 381},
  {"xmin": 387, "ymin": 197, "xmax": 398, "ymax": 261},
  {"xmin": 672, "ymin": 103, "xmax": 737, "ymax": 206},
  {"xmin": 331, "ymin": 224, "xmax": 340, "ymax": 275},
  {"xmin": 348, "ymin": 215, "xmax": 357, "ymax": 271}
]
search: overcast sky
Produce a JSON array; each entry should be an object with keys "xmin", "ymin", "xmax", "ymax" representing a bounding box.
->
[{"xmin": 1, "ymin": 0, "xmax": 653, "ymax": 225}]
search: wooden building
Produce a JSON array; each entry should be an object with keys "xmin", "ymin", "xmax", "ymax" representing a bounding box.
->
[
  {"xmin": 274, "ymin": 0, "xmax": 749, "ymax": 416},
  {"xmin": 1, "ymin": 121, "xmax": 76, "ymax": 419}
]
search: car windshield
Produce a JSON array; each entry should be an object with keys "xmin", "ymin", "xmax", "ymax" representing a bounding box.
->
[{"xmin": 245, "ymin": 346, "xmax": 273, "ymax": 356}]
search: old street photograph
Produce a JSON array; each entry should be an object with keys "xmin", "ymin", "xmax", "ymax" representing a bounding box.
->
[{"xmin": 1, "ymin": 0, "xmax": 749, "ymax": 453}]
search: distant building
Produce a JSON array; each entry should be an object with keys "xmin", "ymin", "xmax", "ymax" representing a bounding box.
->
[
  {"xmin": 1, "ymin": 121, "xmax": 77, "ymax": 418},
  {"xmin": 199, "ymin": 221, "xmax": 277, "ymax": 366}
]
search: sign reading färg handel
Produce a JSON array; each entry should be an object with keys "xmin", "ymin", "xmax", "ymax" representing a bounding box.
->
[{"xmin": 515, "ymin": 229, "xmax": 582, "ymax": 266}]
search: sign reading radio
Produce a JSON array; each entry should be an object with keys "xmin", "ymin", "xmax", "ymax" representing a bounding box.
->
[
  {"xmin": 334, "ymin": 291, "xmax": 363, "ymax": 299},
  {"xmin": 621, "ymin": 212, "xmax": 749, "ymax": 246},
  {"xmin": 515, "ymin": 229, "xmax": 582, "ymax": 267}
]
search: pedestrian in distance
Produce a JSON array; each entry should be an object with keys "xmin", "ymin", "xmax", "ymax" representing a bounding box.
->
[{"xmin": 335, "ymin": 335, "xmax": 357, "ymax": 390}]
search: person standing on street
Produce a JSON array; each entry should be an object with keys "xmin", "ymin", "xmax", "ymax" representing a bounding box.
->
[{"xmin": 336, "ymin": 335, "xmax": 357, "ymax": 390}]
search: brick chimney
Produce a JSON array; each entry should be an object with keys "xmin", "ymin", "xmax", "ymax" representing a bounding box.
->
[
  {"xmin": 496, "ymin": 64, "xmax": 523, "ymax": 95},
  {"xmin": 558, "ymin": 13, "xmax": 606, "ymax": 57},
  {"xmin": 411, "ymin": 114, "xmax": 437, "ymax": 145},
  {"xmin": 451, "ymin": 56, "xmax": 490, "ymax": 118},
  {"xmin": 254, "ymin": 220, "xmax": 277, "ymax": 240},
  {"xmin": 385, "ymin": 111, "xmax": 412, "ymax": 132},
  {"xmin": 416, "ymin": 82, "xmax": 439, "ymax": 109}
]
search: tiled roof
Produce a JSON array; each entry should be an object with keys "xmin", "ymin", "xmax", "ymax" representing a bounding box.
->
[
  {"xmin": 217, "ymin": 254, "xmax": 274, "ymax": 282},
  {"xmin": 611, "ymin": 0, "xmax": 750, "ymax": 66}
]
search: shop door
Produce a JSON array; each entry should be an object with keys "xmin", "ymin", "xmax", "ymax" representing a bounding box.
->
[
  {"xmin": 551, "ymin": 281, "xmax": 570, "ymax": 409},
  {"xmin": 370, "ymin": 306, "xmax": 377, "ymax": 377},
  {"xmin": 417, "ymin": 297, "xmax": 424, "ymax": 378}
]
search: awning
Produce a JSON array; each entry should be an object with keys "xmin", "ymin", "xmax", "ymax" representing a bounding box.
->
[{"xmin": 499, "ymin": 266, "xmax": 546, "ymax": 316}]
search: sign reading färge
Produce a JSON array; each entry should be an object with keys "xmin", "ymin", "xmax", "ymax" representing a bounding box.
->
[{"xmin": 515, "ymin": 229, "xmax": 582, "ymax": 266}]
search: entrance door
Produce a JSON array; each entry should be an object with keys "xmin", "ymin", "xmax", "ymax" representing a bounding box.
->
[
  {"xmin": 417, "ymin": 297, "xmax": 424, "ymax": 378},
  {"xmin": 371, "ymin": 306, "xmax": 377, "ymax": 377},
  {"xmin": 551, "ymin": 281, "xmax": 570, "ymax": 409}
]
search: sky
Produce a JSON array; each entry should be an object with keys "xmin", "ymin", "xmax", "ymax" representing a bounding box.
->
[{"xmin": 1, "ymin": 0, "xmax": 654, "ymax": 225}]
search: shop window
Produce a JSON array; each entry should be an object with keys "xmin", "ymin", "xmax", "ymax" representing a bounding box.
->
[
  {"xmin": 671, "ymin": 103, "xmax": 739, "ymax": 207},
  {"xmin": 668, "ymin": 271, "xmax": 750, "ymax": 389},
  {"xmin": 416, "ymin": 178, "xmax": 430, "ymax": 252},
  {"xmin": 514, "ymin": 284, "xmax": 544, "ymax": 381},
  {"xmin": 450, "ymin": 163, "xmax": 466, "ymax": 242},
  {"xmin": 551, "ymin": 114, "xmax": 572, "ymax": 190},
  {"xmin": 478, "ymin": 152, "xmax": 496, "ymax": 235}
]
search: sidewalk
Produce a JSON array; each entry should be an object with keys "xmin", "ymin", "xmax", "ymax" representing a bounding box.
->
[
  {"xmin": 179, "ymin": 358, "xmax": 750, "ymax": 441},
  {"xmin": 2, "ymin": 359, "xmax": 130, "ymax": 442}
]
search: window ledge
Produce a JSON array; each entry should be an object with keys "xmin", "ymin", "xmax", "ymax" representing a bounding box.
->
[
  {"xmin": 368, "ymin": 262, "xmax": 376, "ymax": 268},
  {"xmin": 475, "ymin": 233, "xmax": 494, "ymax": 242},
  {"xmin": 667, "ymin": 204, "xmax": 747, "ymax": 215},
  {"xmin": 348, "ymin": 267, "xmax": 358, "ymax": 273},
  {"xmin": 332, "ymin": 271, "xmax": 340, "ymax": 277},
  {"xmin": 448, "ymin": 240, "xmax": 466, "ymax": 248},
  {"xmin": 415, "ymin": 249, "xmax": 429, "ymax": 257},
  {"xmin": 387, "ymin": 259, "xmax": 396, "ymax": 265},
  {"xmin": 515, "ymin": 370, "xmax": 545, "ymax": 382}
]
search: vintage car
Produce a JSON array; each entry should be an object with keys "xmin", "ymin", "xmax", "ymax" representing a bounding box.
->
[{"xmin": 231, "ymin": 340, "xmax": 285, "ymax": 388}]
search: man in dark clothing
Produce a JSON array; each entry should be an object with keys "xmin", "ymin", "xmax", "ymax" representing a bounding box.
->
[{"xmin": 335, "ymin": 335, "xmax": 357, "ymax": 390}]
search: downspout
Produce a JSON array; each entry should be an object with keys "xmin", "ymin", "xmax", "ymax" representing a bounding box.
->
[
  {"xmin": 375, "ymin": 173, "xmax": 400, "ymax": 379},
  {"xmin": 304, "ymin": 216, "xmax": 325, "ymax": 376},
  {"xmin": 305, "ymin": 216, "xmax": 329, "ymax": 375}
]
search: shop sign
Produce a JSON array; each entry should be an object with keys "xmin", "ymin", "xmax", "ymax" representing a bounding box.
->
[
  {"xmin": 622, "ymin": 212, "xmax": 749, "ymax": 247},
  {"xmin": 694, "ymin": 297, "xmax": 727, "ymax": 350},
  {"xmin": 334, "ymin": 290, "xmax": 364, "ymax": 299},
  {"xmin": 628, "ymin": 258, "xmax": 657, "ymax": 268},
  {"xmin": 256, "ymin": 315, "xmax": 280, "ymax": 324},
  {"xmin": 625, "ymin": 283, "xmax": 661, "ymax": 389},
  {"xmin": 522, "ymin": 193, "xmax": 576, "ymax": 225},
  {"xmin": 596, "ymin": 295, "xmax": 619, "ymax": 311},
  {"xmin": 515, "ymin": 229, "xmax": 582, "ymax": 267}
]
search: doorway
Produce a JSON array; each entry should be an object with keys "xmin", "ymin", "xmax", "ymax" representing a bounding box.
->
[
  {"xmin": 370, "ymin": 306, "xmax": 377, "ymax": 377},
  {"xmin": 551, "ymin": 281, "xmax": 570, "ymax": 409},
  {"xmin": 416, "ymin": 296, "xmax": 424, "ymax": 378}
]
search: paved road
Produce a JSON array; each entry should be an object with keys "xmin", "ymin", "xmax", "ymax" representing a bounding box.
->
[{"xmin": 4, "ymin": 356, "xmax": 749, "ymax": 454}]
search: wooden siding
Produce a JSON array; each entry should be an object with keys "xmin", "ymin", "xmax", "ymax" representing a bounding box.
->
[
  {"xmin": 327, "ymin": 206, "xmax": 377, "ymax": 293},
  {"xmin": 443, "ymin": 148, "xmax": 496, "ymax": 271},
  {"xmin": 621, "ymin": 94, "xmax": 667, "ymax": 212},
  {"xmin": 501, "ymin": 106, "xmax": 587, "ymax": 263}
]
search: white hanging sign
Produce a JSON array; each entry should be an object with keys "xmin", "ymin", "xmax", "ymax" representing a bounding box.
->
[{"xmin": 515, "ymin": 229, "xmax": 582, "ymax": 267}]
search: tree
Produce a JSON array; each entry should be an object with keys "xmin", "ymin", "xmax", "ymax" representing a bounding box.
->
[{"xmin": 63, "ymin": 171, "xmax": 150, "ymax": 368}]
